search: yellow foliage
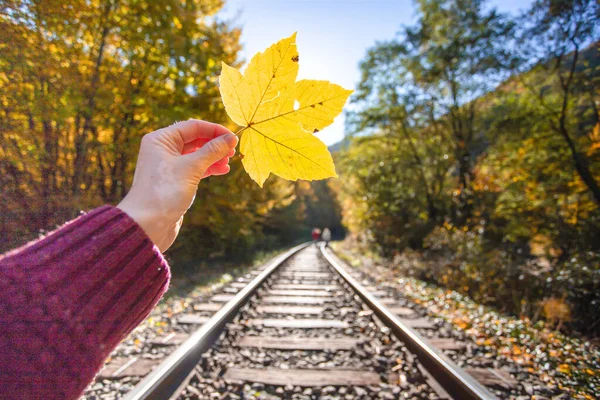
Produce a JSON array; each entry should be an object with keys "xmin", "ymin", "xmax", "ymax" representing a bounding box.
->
[
  {"xmin": 557, "ymin": 364, "xmax": 571, "ymax": 374},
  {"xmin": 541, "ymin": 297, "xmax": 572, "ymax": 323},
  {"xmin": 219, "ymin": 33, "xmax": 353, "ymax": 186}
]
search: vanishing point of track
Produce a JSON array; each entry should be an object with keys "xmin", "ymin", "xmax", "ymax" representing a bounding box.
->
[{"xmin": 117, "ymin": 243, "xmax": 500, "ymax": 400}]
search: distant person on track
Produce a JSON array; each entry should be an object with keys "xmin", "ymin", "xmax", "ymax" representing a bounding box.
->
[
  {"xmin": 311, "ymin": 227, "xmax": 321, "ymax": 243},
  {"xmin": 0, "ymin": 120, "xmax": 238, "ymax": 400},
  {"xmin": 322, "ymin": 227, "xmax": 332, "ymax": 247}
]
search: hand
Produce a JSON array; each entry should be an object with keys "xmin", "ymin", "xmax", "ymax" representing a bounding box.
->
[{"xmin": 117, "ymin": 119, "xmax": 238, "ymax": 252}]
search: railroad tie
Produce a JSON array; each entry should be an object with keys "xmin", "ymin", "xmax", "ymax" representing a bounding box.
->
[
  {"xmin": 149, "ymin": 332, "xmax": 190, "ymax": 347},
  {"xmin": 270, "ymin": 283, "xmax": 340, "ymax": 290},
  {"xmin": 266, "ymin": 289, "xmax": 335, "ymax": 297},
  {"xmin": 210, "ymin": 294, "xmax": 236, "ymax": 302},
  {"xmin": 277, "ymin": 272, "xmax": 331, "ymax": 278},
  {"xmin": 235, "ymin": 336, "xmax": 361, "ymax": 351},
  {"xmin": 121, "ymin": 244, "xmax": 499, "ymax": 400},
  {"xmin": 192, "ymin": 303, "xmax": 223, "ymax": 312},
  {"xmin": 98, "ymin": 357, "xmax": 160, "ymax": 379},
  {"xmin": 224, "ymin": 368, "xmax": 381, "ymax": 387},
  {"xmin": 387, "ymin": 306, "xmax": 417, "ymax": 317},
  {"xmin": 177, "ymin": 314, "xmax": 210, "ymax": 325},
  {"xmin": 260, "ymin": 295, "xmax": 333, "ymax": 304},
  {"xmin": 255, "ymin": 305, "xmax": 325, "ymax": 314},
  {"xmin": 464, "ymin": 368, "xmax": 518, "ymax": 390},
  {"xmin": 400, "ymin": 317, "xmax": 437, "ymax": 330},
  {"xmin": 247, "ymin": 318, "xmax": 349, "ymax": 329}
]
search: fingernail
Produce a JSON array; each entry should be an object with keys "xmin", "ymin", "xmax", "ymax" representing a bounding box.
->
[{"xmin": 223, "ymin": 133, "xmax": 238, "ymax": 147}]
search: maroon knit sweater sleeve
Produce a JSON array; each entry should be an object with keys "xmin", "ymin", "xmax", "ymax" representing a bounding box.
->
[{"xmin": 0, "ymin": 206, "xmax": 171, "ymax": 399}]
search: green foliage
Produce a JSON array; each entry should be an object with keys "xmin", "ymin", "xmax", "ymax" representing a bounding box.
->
[
  {"xmin": 338, "ymin": 0, "xmax": 600, "ymax": 335},
  {"xmin": 337, "ymin": 133, "xmax": 453, "ymax": 254},
  {"xmin": 348, "ymin": 0, "xmax": 515, "ymax": 223},
  {"xmin": 515, "ymin": 0, "xmax": 600, "ymax": 204}
]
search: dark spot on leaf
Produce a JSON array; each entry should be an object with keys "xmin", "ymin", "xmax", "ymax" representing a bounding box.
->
[
  {"xmin": 292, "ymin": 55, "xmax": 299, "ymax": 63},
  {"xmin": 272, "ymin": 74, "xmax": 276, "ymax": 78},
  {"xmin": 313, "ymin": 129, "xmax": 319, "ymax": 133},
  {"xmin": 240, "ymin": 154, "xmax": 245, "ymax": 159},
  {"xmin": 311, "ymin": 104, "xmax": 315, "ymax": 108},
  {"xmin": 318, "ymin": 102, "xmax": 323, "ymax": 106}
]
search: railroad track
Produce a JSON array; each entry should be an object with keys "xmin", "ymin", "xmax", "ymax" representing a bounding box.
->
[{"xmin": 95, "ymin": 243, "xmax": 522, "ymax": 399}]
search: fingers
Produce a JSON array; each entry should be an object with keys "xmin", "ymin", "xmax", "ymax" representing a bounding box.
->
[
  {"xmin": 160, "ymin": 119, "xmax": 233, "ymax": 149},
  {"xmin": 183, "ymin": 132, "xmax": 238, "ymax": 178},
  {"xmin": 182, "ymin": 138, "xmax": 208, "ymax": 154},
  {"xmin": 199, "ymin": 151, "xmax": 234, "ymax": 178},
  {"xmin": 202, "ymin": 163, "xmax": 231, "ymax": 178},
  {"xmin": 183, "ymin": 140, "xmax": 237, "ymax": 156},
  {"xmin": 213, "ymin": 156, "xmax": 230, "ymax": 166}
]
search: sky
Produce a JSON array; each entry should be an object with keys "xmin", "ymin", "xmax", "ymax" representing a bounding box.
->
[{"xmin": 220, "ymin": 0, "xmax": 534, "ymax": 146}]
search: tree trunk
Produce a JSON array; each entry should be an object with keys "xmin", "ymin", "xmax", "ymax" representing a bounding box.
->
[
  {"xmin": 73, "ymin": 0, "xmax": 115, "ymax": 195},
  {"xmin": 559, "ymin": 124, "xmax": 600, "ymax": 206},
  {"xmin": 555, "ymin": 46, "xmax": 600, "ymax": 207},
  {"xmin": 456, "ymin": 148, "xmax": 474, "ymax": 224},
  {"xmin": 42, "ymin": 118, "xmax": 54, "ymax": 227}
]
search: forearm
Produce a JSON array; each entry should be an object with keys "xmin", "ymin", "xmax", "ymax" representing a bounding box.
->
[{"xmin": 0, "ymin": 206, "xmax": 170, "ymax": 399}]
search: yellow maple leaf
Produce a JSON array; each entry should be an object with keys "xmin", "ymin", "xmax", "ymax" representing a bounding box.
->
[{"xmin": 219, "ymin": 33, "xmax": 353, "ymax": 186}]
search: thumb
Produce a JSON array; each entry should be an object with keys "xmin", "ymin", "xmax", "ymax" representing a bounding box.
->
[{"xmin": 183, "ymin": 132, "xmax": 238, "ymax": 173}]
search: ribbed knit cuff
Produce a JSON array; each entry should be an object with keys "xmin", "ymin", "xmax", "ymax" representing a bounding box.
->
[{"xmin": 0, "ymin": 206, "xmax": 171, "ymax": 399}]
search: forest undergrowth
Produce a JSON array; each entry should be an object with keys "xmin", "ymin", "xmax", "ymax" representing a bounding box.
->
[{"xmin": 333, "ymin": 239, "xmax": 600, "ymax": 400}]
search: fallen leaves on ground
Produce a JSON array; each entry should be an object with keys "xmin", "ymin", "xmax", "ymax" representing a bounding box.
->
[{"xmin": 333, "ymin": 241, "xmax": 600, "ymax": 400}]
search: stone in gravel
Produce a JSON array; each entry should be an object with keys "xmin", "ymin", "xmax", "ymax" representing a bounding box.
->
[
  {"xmin": 186, "ymin": 385, "xmax": 202, "ymax": 396},
  {"xmin": 323, "ymin": 386, "xmax": 336, "ymax": 394}
]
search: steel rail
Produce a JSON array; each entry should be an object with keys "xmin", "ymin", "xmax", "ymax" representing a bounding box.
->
[
  {"xmin": 319, "ymin": 244, "xmax": 497, "ymax": 400},
  {"xmin": 123, "ymin": 242, "xmax": 311, "ymax": 400}
]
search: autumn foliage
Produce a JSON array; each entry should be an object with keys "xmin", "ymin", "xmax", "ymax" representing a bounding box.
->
[
  {"xmin": 0, "ymin": 1, "xmax": 337, "ymax": 263},
  {"xmin": 336, "ymin": 0, "xmax": 600, "ymax": 335}
]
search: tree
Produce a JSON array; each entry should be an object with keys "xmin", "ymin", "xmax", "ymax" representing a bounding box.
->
[
  {"xmin": 0, "ymin": 1, "xmax": 305, "ymax": 260},
  {"xmin": 516, "ymin": 0, "xmax": 600, "ymax": 206},
  {"xmin": 350, "ymin": 0, "xmax": 514, "ymax": 223}
]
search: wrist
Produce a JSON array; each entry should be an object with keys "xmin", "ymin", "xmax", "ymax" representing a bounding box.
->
[{"xmin": 117, "ymin": 196, "xmax": 162, "ymax": 246}]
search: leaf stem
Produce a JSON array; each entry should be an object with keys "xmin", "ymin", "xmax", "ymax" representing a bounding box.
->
[{"xmin": 234, "ymin": 127, "xmax": 247, "ymax": 137}]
